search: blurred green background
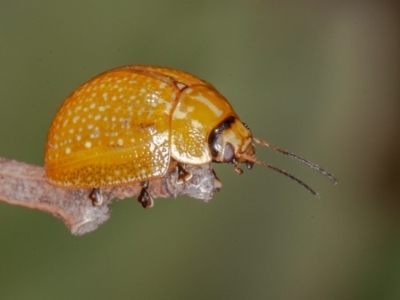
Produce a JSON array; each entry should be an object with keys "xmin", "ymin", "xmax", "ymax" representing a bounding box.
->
[{"xmin": 1, "ymin": 1, "xmax": 399, "ymax": 299}]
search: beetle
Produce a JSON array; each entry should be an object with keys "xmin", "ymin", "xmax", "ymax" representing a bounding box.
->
[{"xmin": 45, "ymin": 65, "xmax": 337, "ymax": 208}]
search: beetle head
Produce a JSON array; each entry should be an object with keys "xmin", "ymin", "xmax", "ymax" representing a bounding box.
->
[
  {"xmin": 209, "ymin": 116, "xmax": 338, "ymax": 197},
  {"xmin": 209, "ymin": 116, "xmax": 256, "ymax": 173}
]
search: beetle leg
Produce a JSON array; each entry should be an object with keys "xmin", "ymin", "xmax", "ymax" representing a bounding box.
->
[
  {"xmin": 233, "ymin": 161, "xmax": 243, "ymax": 175},
  {"xmin": 212, "ymin": 169, "xmax": 222, "ymax": 192},
  {"xmin": 89, "ymin": 188, "xmax": 103, "ymax": 206},
  {"xmin": 137, "ymin": 181, "xmax": 154, "ymax": 208},
  {"xmin": 176, "ymin": 164, "xmax": 193, "ymax": 185}
]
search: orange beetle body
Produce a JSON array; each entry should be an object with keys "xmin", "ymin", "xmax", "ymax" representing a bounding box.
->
[{"xmin": 45, "ymin": 65, "xmax": 336, "ymax": 207}]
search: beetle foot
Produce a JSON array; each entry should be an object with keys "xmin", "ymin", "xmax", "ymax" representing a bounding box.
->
[
  {"xmin": 176, "ymin": 164, "xmax": 193, "ymax": 184},
  {"xmin": 137, "ymin": 181, "xmax": 154, "ymax": 208},
  {"xmin": 233, "ymin": 162, "xmax": 243, "ymax": 175},
  {"xmin": 212, "ymin": 169, "xmax": 222, "ymax": 192},
  {"xmin": 89, "ymin": 188, "xmax": 103, "ymax": 206}
]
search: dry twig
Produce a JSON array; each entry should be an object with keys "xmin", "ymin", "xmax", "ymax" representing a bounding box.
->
[{"xmin": 0, "ymin": 157, "xmax": 217, "ymax": 235}]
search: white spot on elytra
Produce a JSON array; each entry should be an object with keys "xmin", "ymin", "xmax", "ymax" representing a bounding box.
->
[
  {"xmin": 65, "ymin": 147, "xmax": 71, "ymax": 154},
  {"xmin": 117, "ymin": 139, "xmax": 123, "ymax": 146},
  {"xmin": 85, "ymin": 141, "xmax": 92, "ymax": 148}
]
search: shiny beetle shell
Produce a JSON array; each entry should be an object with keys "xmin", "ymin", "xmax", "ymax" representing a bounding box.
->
[
  {"xmin": 45, "ymin": 65, "xmax": 253, "ymax": 188},
  {"xmin": 45, "ymin": 65, "xmax": 337, "ymax": 203}
]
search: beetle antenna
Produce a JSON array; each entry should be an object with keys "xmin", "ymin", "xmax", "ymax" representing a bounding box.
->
[
  {"xmin": 239, "ymin": 153, "xmax": 320, "ymax": 198},
  {"xmin": 252, "ymin": 138, "xmax": 337, "ymax": 185}
]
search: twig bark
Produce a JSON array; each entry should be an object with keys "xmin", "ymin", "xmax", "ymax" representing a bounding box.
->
[{"xmin": 0, "ymin": 157, "xmax": 217, "ymax": 235}]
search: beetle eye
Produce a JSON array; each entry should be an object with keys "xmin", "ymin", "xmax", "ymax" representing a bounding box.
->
[
  {"xmin": 208, "ymin": 116, "xmax": 236, "ymax": 160},
  {"xmin": 223, "ymin": 143, "xmax": 235, "ymax": 163}
]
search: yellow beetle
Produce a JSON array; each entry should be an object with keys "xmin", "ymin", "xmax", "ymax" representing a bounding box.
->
[{"xmin": 45, "ymin": 65, "xmax": 336, "ymax": 208}]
